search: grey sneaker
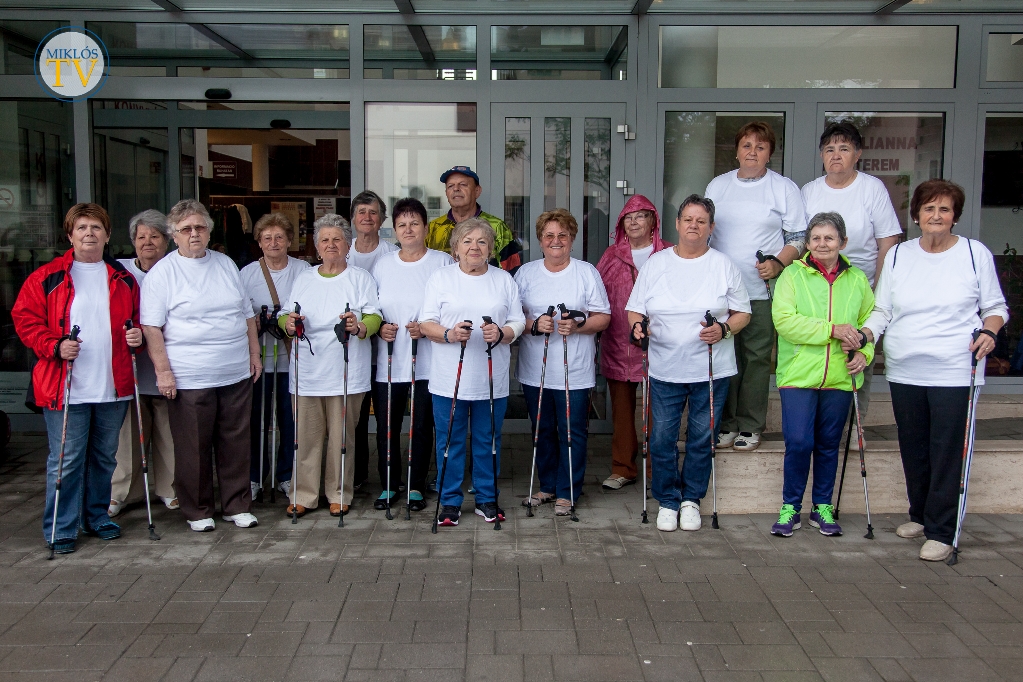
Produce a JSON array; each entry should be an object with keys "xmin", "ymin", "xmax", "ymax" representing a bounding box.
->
[
  {"xmin": 897, "ymin": 521, "xmax": 925, "ymax": 539},
  {"xmin": 602, "ymin": 475, "xmax": 635, "ymax": 490},
  {"xmin": 919, "ymin": 539, "xmax": 952, "ymax": 562}
]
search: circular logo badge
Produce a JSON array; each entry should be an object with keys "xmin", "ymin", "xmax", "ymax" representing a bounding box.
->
[{"xmin": 34, "ymin": 27, "xmax": 109, "ymax": 101}]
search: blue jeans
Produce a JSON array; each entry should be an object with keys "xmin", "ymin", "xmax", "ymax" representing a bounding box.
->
[
  {"xmin": 250, "ymin": 369, "xmax": 294, "ymax": 485},
  {"xmin": 42, "ymin": 401, "xmax": 130, "ymax": 544},
  {"xmin": 649, "ymin": 377, "xmax": 729, "ymax": 511},
  {"xmin": 780, "ymin": 387, "xmax": 853, "ymax": 511},
  {"xmin": 432, "ymin": 394, "xmax": 507, "ymax": 508},
  {"xmin": 522, "ymin": 385, "xmax": 589, "ymax": 502}
]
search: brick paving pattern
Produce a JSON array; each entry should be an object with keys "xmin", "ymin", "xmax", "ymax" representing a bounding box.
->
[{"xmin": 1, "ymin": 431, "xmax": 1022, "ymax": 681}]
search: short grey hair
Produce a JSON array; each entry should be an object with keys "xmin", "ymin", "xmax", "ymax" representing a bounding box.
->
[
  {"xmin": 129, "ymin": 209, "xmax": 170, "ymax": 242},
  {"xmin": 313, "ymin": 213, "xmax": 352, "ymax": 245},
  {"xmin": 449, "ymin": 217, "xmax": 495, "ymax": 256},
  {"xmin": 806, "ymin": 211, "xmax": 847, "ymax": 243},
  {"xmin": 677, "ymin": 194, "xmax": 715, "ymax": 224},
  {"xmin": 167, "ymin": 199, "xmax": 213, "ymax": 231}
]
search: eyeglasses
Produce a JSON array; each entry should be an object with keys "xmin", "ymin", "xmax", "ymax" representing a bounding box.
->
[{"xmin": 176, "ymin": 225, "xmax": 209, "ymax": 236}]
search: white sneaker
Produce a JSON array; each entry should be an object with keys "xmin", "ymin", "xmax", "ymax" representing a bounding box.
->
[
  {"xmin": 160, "ymin": 496, "xmax": 179, "ymax": 510},
  {"xmin": 223, "ymin": 512, "xmax": 258, "ymax": 528},
  {"xmin": 656, "ymin": 507, "xmax": 679, "ymax": 532},
  {"xmin": 188, "ymin": 518, "xmax": 215, "ymax": 532},
  {"xmin": 732, "ymin": 432, "xmax": 761, "ymax": 451},
  {"xmin": 250, "ymin": 481, "xmax": 261, "ymax": 499},
  {"xmin": 277, "ymin": 480, "xmax": 291, "ymax": 496},
  {"xmin": 919, "ymin": 539, "xmax": 953, "ymax": 562},
  {"xmin": 896, "ymin": 521, "xmax": 925, "ymax": 539},
  {"xmin": 717, "ymin": 431, "xmax": 739, "ymax": 449},
  {"xmin": 679, "ymin": 501, "xmax": 702, "ymax": 531},
  {"xmin": 107, "ymin": 500, "xmax": 123, "ymax": 517}
]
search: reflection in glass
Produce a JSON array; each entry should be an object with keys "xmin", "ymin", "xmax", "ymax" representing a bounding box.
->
[
  {"xmin": 987, "ymin": 33, "xmax": 1023, "ymax": 82},
  {"xmin": 662, "ymin": 111, "xmax": 785, "ymax": 243},
  {"xmin": 824, "ymin": 112, "xmax": 945, "ymax": 240},
  {"xmin": 178, "ymin": 67, "xmax": 350, "ymax": 78},
  {"xmin": 659, "ymin": 26, "xmax": 956, "ymax": 88},
  {"xmin": 364, "ymin": 25, "xmax": 476, "ymax": 80},
  {"xmin": 504, "ymin": 118, "xmax": 530, "ymax": 256},
  {"xmin": 492, "ymin": 25, "xmax": 627, "ymax": 81},
  {"xmin": 979, "ymin": 113, "xmax": 1023, "ymax": 368},
  {"xmin": 365, "ymin": 103, "xmax": 476, "ymax": 236},
  {"xmin": 544, "ymin": 118, "xmax": 571, "ymax": 213},
  {"xmin": 180, "ymin": 128, "xmax": 196, "ymax": 200},
  {"xmin": 583, "ymin": 118, "xmax": 610, "ymax": 266},
  {"xmin": 0, "ymin": 21, "xmax": 66, "ymax": 75}
]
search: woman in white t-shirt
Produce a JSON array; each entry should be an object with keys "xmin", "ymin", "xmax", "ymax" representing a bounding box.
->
[
  {"xmin": 420, "ymin": 218, "xmax": 526, "ymax": 527},
  {"xmin": 515, "ymin": 209, "xmax": 610, "ymax": 517},
  {"xmin": 239, "ymin": 213, "xmax": 310, "ymax": 503},
  {"xmin": 373, "ymin": 198, "xmax": 453, "ymax": 514},
  {"xmin": 627, "ymin": 195, "xmax": 751, "ymax": 533},
  {"xmin": 110, "ymin": 209, "xmax": 177, "ymax": 517},
  {"xmin": 863, "ymin": 180, "xmax": 1008, "ymax": 562},
  {"xmin": 281, "ymin": 214, "xmax": 382, "ymax": 518},
  {"xmin": 706, "ymin": 121, "xmax": 807, "ymax": 452},
  {"xmin": 141, "ymin": 200, "xmax": 262, "ymax": 533}
]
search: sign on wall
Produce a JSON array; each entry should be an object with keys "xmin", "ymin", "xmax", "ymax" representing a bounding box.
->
[{"xmin": 34, "ymin": 27, "xmax": 109, "ymax": 101}]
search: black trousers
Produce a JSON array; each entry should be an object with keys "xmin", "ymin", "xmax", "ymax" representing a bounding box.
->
[
  {"xmin": 889, "ymin": 382, "xmax": 971, "ymax": 545},
  {"xmin": 354, "ymin": 369, "xmax": 375, "ymax": 486},
  {"xmin": 372, "ymin": 379, "xmax": 434, "ymax": 494}
]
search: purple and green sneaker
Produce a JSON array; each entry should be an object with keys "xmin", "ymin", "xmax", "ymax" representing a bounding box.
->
[
  {"xmin": 771, "ymin": 504, "xmax": 801, "ymax": 537},
  {"xmin": 809, "ymin": 504, "xmax": 842, "ymax": 536}
]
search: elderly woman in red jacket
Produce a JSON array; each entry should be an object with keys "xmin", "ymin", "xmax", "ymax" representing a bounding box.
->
[
  {"xmin": 596, "ymin": 195, "xmax": 670, "ymax": 490},
  {"xmin": 13, "ymin": 203, "xmax": 143, "ymax": 555}
]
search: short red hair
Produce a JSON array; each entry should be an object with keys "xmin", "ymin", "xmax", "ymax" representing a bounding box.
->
[
  {"xmin": 910, "ymin": 179, "xmax": 966, "ymax": 224},
  {"xmin": 734, "ymin": 121, "xmax": 777, "ymax": 157},
  {"xmin": 63, "ymin": 203, "xmax": 111, "ymax": 238}
]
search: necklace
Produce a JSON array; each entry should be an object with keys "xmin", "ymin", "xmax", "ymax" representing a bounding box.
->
[{"xmin": 135, "ymin": 258, "xmax": 149, "ymax": 273}]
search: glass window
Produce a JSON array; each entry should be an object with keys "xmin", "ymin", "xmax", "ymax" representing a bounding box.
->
[
  {"xmin": 0, "ymin": 21, "xmax": 66, "ymax": 75},
  {"xmin": 503, "ymin": 117, "xmax": 530, "ymax": 249},
  {"xmin": 544, "ymin": 117, "xmax": 570, "ymax": 212},
  {"xmin": 0, "ymin": 100, "xmax": 75, "ymax": 403},
  {"xmin": 364, "ymin": 25, "xmax": 476, "ymax": 80},
  {"xmin": 178, "ymin": 102, "xmax": 349, "ymax": 112},
  {"xmin": 987, "ymin": 33, "xmax": 1023, "ymax": 83},
  {"xmin": 177, "ymin": 67, "xmax": 349, "ymax": 78},
  {"xmin": 88, "ymin": 23, "xmax": 230, "ymax": 60},
  {"xmin": 583, "ymin": 118, "xmax": 611, "ymax": 265},
  {"xmin": 365, "ymin": 103, "xmax": 476, "ymax": 236},
  {"xmin": 491, "ymin": 25, "xmax": 627, "ymax": 81},
  {"xmin": 207, "ymin": 24, "xmax": 349, "ymax": 61},
  {"xmin": 662, "ymin": 111, "xmax": 785, "ymax": 243},
  {"xmin": 823, "ymin": 112, "xmax": 945, "ymax": 239},
  {"xmin": 979, "ymin": 113, "xmax": 1023, "ymax": 374},
  {"xmin": 659, "ymin": 26, "xmax": 956, "ymax": 88}
]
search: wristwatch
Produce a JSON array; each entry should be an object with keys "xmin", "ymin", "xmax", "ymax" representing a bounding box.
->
[{"xmin": 718, "ymin": 321, "xmax": 732, "ymax": 340}]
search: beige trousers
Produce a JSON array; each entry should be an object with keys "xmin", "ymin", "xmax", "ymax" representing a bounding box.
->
[
  {"xmin": 292, "ymin": 393, "xmax": 365, "ymax": 508},
  {"xmin": 111, "ymin": 395, "xmax": 176, "ymax": 503}
]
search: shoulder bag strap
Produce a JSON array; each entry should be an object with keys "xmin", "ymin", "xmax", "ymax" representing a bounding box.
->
[{"xmin": 260, "ymin": 258, "xmax": 292, "ymax": 355}]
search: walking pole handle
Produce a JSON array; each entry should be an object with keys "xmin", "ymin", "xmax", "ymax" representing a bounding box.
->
[
  {"xmin": 411, "ymin": 337, "xmax": 418, "ymax": 356},
  {"xmin": 260, "ymin": 304, "xmax": 269, "ymax": 336},
  {"xmin": 459, "ymin": 320, "xmax": 472, "ymax": 348},
  {"xmin": 293, "ymin": 302, "xmax": 304, "ymax": 337},
  {"xmin": 385, "ymin": 322, "xmax": 394, "ymax": 356},
  {"xmin": 62, "ymin": 324, "xmax": 82, "ymax": 361},
  {"xmin": 124, "ymin": 319, "xmax": 137, "ymax": 356},
  {"xmin": 557, "ymin": 303, "xmax": 586, "ymax": 328},
  {"xmin": 482, "ymin": 316, "xmax": 501, "ymax": 352},
  {"xmin": 971, "ymin": 329, "xmax": 982, "ymax": 367},
  {"xmin": 704, "ymin": 310, "xmax": 717, "ymax": 327},
  {"xmin": 630, "ymin": 317, "xmax": 650, "ymax": 351}
]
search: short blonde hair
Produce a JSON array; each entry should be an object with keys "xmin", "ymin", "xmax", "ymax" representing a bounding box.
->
[
  {"xmin": 167, "ymin": 199, "xmax": 213, "ymax": 231},
  {"xmin": 254, "ymin": 212, "xmax": 295, "ymax": 244},
  {"xmin": 449, "ymin": 217, "xmax": 495, "ymax": 257},
  {"xmin": 535, "ymin": 208, "xmax": 578, "ymax": 241}
]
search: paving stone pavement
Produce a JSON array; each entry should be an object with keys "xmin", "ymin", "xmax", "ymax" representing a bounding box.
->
[{"xmin": 2, "ymin": 431, "xmax": 1023, "ymax": 681}]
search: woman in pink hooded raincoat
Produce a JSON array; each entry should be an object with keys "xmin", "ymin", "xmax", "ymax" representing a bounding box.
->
[{"xmin": 596, "ymin": 195, "xmax": 671, "ymax": 489}]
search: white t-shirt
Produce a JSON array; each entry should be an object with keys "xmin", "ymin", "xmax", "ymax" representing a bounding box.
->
[
  {"xmin": 631, "ymin": 244, "xmax": 654, "ymax": 271},
  {"xmin": 284, "ymin": 266, "xmax": 380, "ymax": 396},
  {"xmin": 68, "ymin": 261, "xmax": 120, "ymax": 404},
  {"xmin": 706, "ymin": 169, "xmax": 808, "ymax": 301},
  {"xmin": 239, "ymin": 257, "xmax": 312, "ymax": 372},
  {"xmin": 801, "ymin": 173, "xmax": 903, "ymax": 286},
  {"xmin": 421, "ymin": 265, "xmax": 525, "ymax": 401},
  {"xmin": 514, "ymin": 259, "xmax": 611, "ymax": 390},
  {"xmin": 371, "ymin": 249, "xmax": 454, "ymax": 383},
  {"xmin": 348, "ymin": 238, "xmax": 397, "ymax": 273},
  {"xmin": 118, "ymin": 258, "xmax": 159, "ymax": 395},
  {"xmin": 141, "ymin": 250, "xmax": 253, "ymax": 390},
  {"xmin": 864, "ymin": 237, "xmax": 1009, "ymax": 388},
  {"xmin": 625, "ymin": 248, "xmax": 751, "ymax": 385}
]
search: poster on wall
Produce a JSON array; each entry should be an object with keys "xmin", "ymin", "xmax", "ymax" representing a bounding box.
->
[
  {"xmin": 0, "ymin": 373, "xmax": 32, "ymax": 414},
  {"xmin": 273, "ymin": 201, "xmax": 307, "ymax": 250}
]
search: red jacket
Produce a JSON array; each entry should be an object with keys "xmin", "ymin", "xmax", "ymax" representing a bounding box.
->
[{"xmin": 12, "ymin": 249, "xmax": 140, "ymax": 410}]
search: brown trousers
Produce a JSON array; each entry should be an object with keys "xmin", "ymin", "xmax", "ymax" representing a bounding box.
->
[
  {"xmin": 111, "ymin": 395, "xmax": 176, "ymax": 503},
  {"xmin": 168, "ymin": 378, "xmax": 252, "ymax": 522},
  {"xmin": 609, "ymin": 379, "xmax": 651, "ymax": 480},
  {"xmin": 293, "ymin": 393, "xmax": 366, "ymax": 508}
]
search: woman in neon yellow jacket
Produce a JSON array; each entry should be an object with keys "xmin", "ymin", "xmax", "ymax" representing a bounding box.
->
[{"xmin": 770, "ymin": 211, "xmax": 875, "ymax": 538}]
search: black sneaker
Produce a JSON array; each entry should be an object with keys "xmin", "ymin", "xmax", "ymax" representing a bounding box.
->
[
  {"xmin": 438, "ymin": 506, "xmax": 461, "ymax": 526},
  {"xmin": 475, "ymin": 502, "xmax": 505, "ymax": 523}
]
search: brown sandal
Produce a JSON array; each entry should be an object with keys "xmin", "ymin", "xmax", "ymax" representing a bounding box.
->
[
  {"xmin": 329, "ymin": 503, "xmax": 350, "ymax": 517},
  {"xmin": 286, "ymin": 504, "xmax": 307, "ymax": 518},
  {"xmin": 555, "ymin": 499, "xmax": 572, "ymax": 516},
  {"xmin": 522, "ymin": 491, "xmax": 555, "ymax": 507}
]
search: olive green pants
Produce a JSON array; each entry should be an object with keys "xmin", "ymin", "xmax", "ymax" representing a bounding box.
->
[{"xmin": 721, "ymin": 299, "xmax": 774, "ymax": 435}]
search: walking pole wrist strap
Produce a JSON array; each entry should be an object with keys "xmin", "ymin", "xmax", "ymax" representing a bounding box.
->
[{"xmin": 260, "ymin": 258, "xmax": 292, "ymax": 355}]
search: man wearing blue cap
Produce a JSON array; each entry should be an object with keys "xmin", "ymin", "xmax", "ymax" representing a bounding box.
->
[{"xmin": 426, "ymin": 166, "xmax": 522, "ymax": 274}]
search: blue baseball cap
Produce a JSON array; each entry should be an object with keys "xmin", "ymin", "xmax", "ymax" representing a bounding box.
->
[{"xmin": 439, "ymin": 165, "xmax": 480, "ymax": 184}]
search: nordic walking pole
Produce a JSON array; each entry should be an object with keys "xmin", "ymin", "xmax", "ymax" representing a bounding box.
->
[
  {"xmin": 755, "ymin": 250, "xmax": 780, "ymax": 301},
  {"xmin": 384, "ymin": 332, "xmax": 395, "ymax": 520},
  {"xmin": 848, "ymin": 349, "xmax": 874, "ymax": 539},
  {"xmin": 482, "ymin": 316, "xmax": 504, "ymax": 530},
  {"xmin": 257, "ymin": 305, "xmax": 268, "ymax": 503},
  {"xmin": 834, "ymin": 404, "xmax": 855, "ymax": 520},
  {"xmin": 949, "ymin": 330, "xmax": 982, "ymax": 566},
  {"xmin": 269, "ymin": 331, "xmax": 279, "ymax": 504},
  {"xmin": 704, "ymin": 311, "xmax": 720, "ymax": 530},
  {"xmin": 335, "ymin": 304, "xmax": 351, "ymax": 528},
  {"xmin": 631, "ymin": 316, "xmax": 650, "ymax": 524},
  {"xmin": 290, "ymin": 303, "xmax": 305, "ymax": 524},
  {"xmin": 526, "ymin": 306, "xmax": 555, "ymax": 518},
  {"xmin": 558, "ymin": 304, "xmax": 586, "ymax": 523},
  {"xmin": 405, "ymin": 336, "xmax": 418, "ymax": 521},
  {"xmin": 125, "ymin": 320, "xmax": 160, "ymax": 541},
  {"xmin": 48, "ymin": 324, "xmax": 80, "ymax": 560},
  {"xmin": 432, "ymin": 321, "xmax": 471, "ymax": 533}
]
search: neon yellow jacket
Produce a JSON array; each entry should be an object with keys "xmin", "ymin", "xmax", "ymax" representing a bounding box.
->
[
  {"xmin": 773, "ymin": 254, "xmax": 876, "ymax": 391},
  {"xmin": 426, "ymin": 206, "xmax": 521, "ymax": 272}
]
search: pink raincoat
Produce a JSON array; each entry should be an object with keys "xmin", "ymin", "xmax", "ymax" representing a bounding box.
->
[{"xmin": 596, "ymin": 194, "xmax": 671, "ymax": 383}]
